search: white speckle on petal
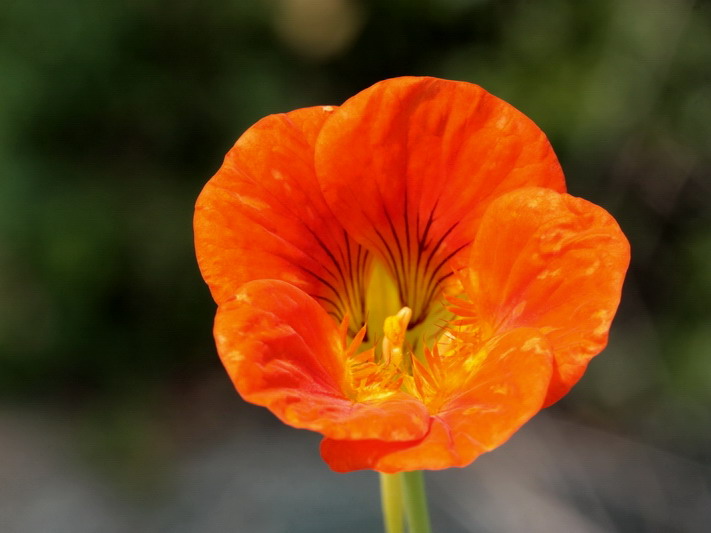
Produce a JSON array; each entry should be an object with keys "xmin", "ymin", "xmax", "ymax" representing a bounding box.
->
[
  {"xmin": 537, "ymin": 268, "xmax": 561, "ymax": 280},
  {"xmin": 511, "ymin": 301, "xmax": 526, "ymax": 319},
  {"xmin": 527, "ymin": 196, "xmax": 543, "ymax": 208},
  {"xmin": 236, "ymin": 194, "xmax": 269, "ymax": 211},
  {"xmin": 522, "ymin": 337, "xmax": 546, "ymax": 354},
  {"xmin": 584, "ymin": 259, "xmax": 601, "ymax": 276},
  {"xmin": 592, "ymin": 310, "xmax": 611, "ymax": 336},
  {"xmin": 229, "ymin": 349, "xmax": 245, "ymax": 363},
  {"xmin": 491, "ymin": 384, "xmax": 509, "ymax": 395}
]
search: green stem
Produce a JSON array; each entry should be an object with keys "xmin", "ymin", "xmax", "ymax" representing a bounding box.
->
[
  {"xmin": 380, "ymin": 472, "xmax": 404, "ymax": 533},
  {"xmin": 401, "ymin": 471, "xmax": 432, "ymax": 533}
]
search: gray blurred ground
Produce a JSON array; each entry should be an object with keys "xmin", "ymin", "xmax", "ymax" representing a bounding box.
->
[{"xmin": 2, "ymin": 392, "xmax": 709, "ymax": 533}]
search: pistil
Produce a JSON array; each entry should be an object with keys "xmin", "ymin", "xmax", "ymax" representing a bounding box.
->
[{"xmin": 382, "ymin": 307, "xmax": 412, "ymax": 370}]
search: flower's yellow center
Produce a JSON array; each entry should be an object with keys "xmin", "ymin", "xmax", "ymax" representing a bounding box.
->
[
  {"xmin": 344, "ymin": 306, "xmax": 413, "ymax": 403},
  {"xmin": 343, "ymin": 263, "xmax": 492, "ymax": 409},
  {"xmin": 343, "ymin": 290, "xmax": 495, "ymax": 413}
]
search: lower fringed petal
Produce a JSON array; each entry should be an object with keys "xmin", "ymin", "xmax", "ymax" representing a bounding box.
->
[
  {"xmin": 320, "ymin": 328, "xmax": 553, "ymax": 472},
  {"xmin": 215, "ymin": 280, "xmax": 430, "ymax": 442},
  {"xmin": 321, "ymin": 419, "xmax": 487, "ymax": 473},
  {"xmin": 466, "ymin": 187, "xmax": 630, "ymax": 406}
]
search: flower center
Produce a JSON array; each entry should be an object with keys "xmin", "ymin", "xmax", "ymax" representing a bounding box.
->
[
  {"xmin": 343, "ymin": 292, "xmax": 494, "ymax": 411},
  {"xmin": 344, "ymin": 306, "xmax": 414, "ymax": 403}
]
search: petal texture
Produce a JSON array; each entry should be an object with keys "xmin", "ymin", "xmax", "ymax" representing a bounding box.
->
[
  {"xmin": 315, "ymin": 77, "xmax": 565, "ymax": 324},
  {"xmin": 320, "ymin": 328, "xmax": 553, "ymax": 472},
  {"xmin": 195, "ymin": 106, "xmax": 371, "ymax": 331},
  {"xmin": 466, "ymin": 187, "xmax": 631, "ymax": 405},
  {"xmin": 215, "ymin": 280, "xmax": 430, "ymax": 441}
]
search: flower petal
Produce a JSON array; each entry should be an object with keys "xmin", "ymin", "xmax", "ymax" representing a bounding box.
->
[
  {"xmin": 320, "ymin": 328, "xmax": 552, "ymax": 472},
  {"xmin": 466, "ymin": 187, "xmax": 630, "ymax": 405},
  {"xmin": 195, "ymin": 106, "xmax": 371, "ymax": 330},
  {"xmin": 215, "ymin": 280, "xmax": 430, "ymax": 441},
  {"xmin": 315, "ymin": 76, "xmax": 565, "ymax": 324}
]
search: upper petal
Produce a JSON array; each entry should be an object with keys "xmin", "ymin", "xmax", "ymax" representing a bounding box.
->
[
  {"xmin": 314, "ymin": 76, "xmax": 565, "ymax": 324},
  {"xmin": 194, "ymin": 106, "xmax": 371, "ymax": 330},
  {"xmin": 466, "ymin": 187, "xmax": 631, "ymax": 405},
  {"xmin": 320, "ymin": 328, "xmax": 553, "ymax": 472},
  {"xmin": 215, "ymin": 279, "xmax": 430, "ymax": 441}
]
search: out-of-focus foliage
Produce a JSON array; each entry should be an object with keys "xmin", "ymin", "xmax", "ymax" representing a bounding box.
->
[{"xmin": 1, "ymin": 0, "xmax": 710, "ymax": 475}]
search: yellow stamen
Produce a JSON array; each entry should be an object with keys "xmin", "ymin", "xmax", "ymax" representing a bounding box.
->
[{"xmin": 382, "ymin": 307, "xmax": 412, "ymax": 369}]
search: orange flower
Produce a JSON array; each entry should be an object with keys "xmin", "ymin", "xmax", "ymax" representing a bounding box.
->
[{"xmin": 194, "ymin": 77, "xmax": 630, "ymax": 473}]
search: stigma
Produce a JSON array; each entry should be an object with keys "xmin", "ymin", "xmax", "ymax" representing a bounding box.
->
[
  {"xmin": 382, "ymin": 307, "xmax": 412, "ymax": 369},
  {"xmin": 344, "ymin": 307, "xmax": 416, "ymax": 402}
]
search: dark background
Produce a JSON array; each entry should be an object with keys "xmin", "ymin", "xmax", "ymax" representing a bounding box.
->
[{"xmin": 1, "ymin": 0, "xmax": 710, "ymax": 531}]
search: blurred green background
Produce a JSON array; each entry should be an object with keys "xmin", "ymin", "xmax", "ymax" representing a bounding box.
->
[{"xmin": 1, "ymin": 0, "xmax": 710, "ymax": 531}]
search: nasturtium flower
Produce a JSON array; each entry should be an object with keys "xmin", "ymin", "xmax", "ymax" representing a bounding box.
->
[{"xmin": 194, "ymin": 77, "xmax": 630, "ymax": 473}]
